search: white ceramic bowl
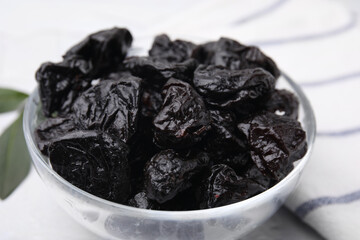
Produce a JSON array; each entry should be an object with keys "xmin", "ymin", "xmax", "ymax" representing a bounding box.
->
[{"xmin": 23, "ymin": 73, "xmax": 316, "ymax": 240}]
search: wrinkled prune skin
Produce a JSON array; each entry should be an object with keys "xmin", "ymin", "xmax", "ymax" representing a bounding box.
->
[
  {"xmin": 63, "ymin": 27, "xmax": 133, "ymax": 77},
  {"xmin": 72, "ymin": 76, "xmax": 141, "ymax": 143},
  {"xmin": 194, "ymin": 65, "xmax": 275, "ymax": 117},
  {"xmin": 36, "ymin": 62, "xmax": 91, "ymax": 117},
  {"xmin": 238, "ymin": 46, "xmax": 280, "ymax": 79},
  {"xmin": 34, "ymin": 29, "xmax": 308, "ymax": 210},
  {"xmin": 128, "ymin": 191, "xmax": 160, "ymax": 210},
  {"xmin": 127, "ymin": 83, "xmax": 163, "ymax": 188},
  {"xmin": 219, "ymin": 152, "xmax": 250, "ymax": 174},
  {"xmin": 265, "ymin": 89, "xmax": 299, "ymax": 119},
  {"xmin": 206, "ymin": 110, "xmax": 247, "ymax": 151},
  {"xmin": 149, "ymin": 34, "xmax": 196, "ymax": 63},
  {"xmin": 129, "ymin": 188, "xmax": 199, "ymax": 211},
  {"xmin": 238, "ymin": 112, "xmax": 307, "ymax": 180},
  {"xmin": 153, "ymin": 78, "xmax": 211, "ymax": 149},
  {"xmin": 140, "ymin": 84, "xmax": 163, "ymax": 119},
  {"xmin": 48, "ymin": 130, "xmax": 130, "ymax": 203},
  {"xmin": 244, "ymin": 163, "xmax": 273, "ymax": 189},
  {"xmin": 105, "ymin": 71, "xmax": 134, "ymax": 81},
  {"xmin": 202, "ymin": 110, "xmax": 248, "ymax": 171},
  {"xmin": 192, "ymin": 38, "xmax": 245, "ymax": 68},
  {"xmin": 192, "ymin": 38, "xmax": 280, "ymax": 79},
  {"xmin": 127, "ymin": 117, "xmax": 160, "ymax": 193},
  {"xmin": 198, "ymin": 164, "xmax": 264, "ymax": 209},
  {"xmin": 159, "ymin": 187, "xmax": 200, "ymax": 211},
  {"xmin": 35, "ymin": 117, "xmax": 76, "ymax": 155},
  {"xmin": 124, "ymin": 57, "xmax": 197, "ymax": 86},
  {"xmin": 144, "ymin": 149, "xmax": 209, "ymax": 203}
]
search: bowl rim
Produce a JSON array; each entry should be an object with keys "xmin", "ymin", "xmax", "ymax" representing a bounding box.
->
[{"xmin": 23, "ymin": 72, "xmax": 316, "ymax": 218}]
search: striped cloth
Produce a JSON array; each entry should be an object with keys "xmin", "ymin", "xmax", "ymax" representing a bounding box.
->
[{"xmin": 0, "ymin": 0, "xmax": 359, "ymax": 239}]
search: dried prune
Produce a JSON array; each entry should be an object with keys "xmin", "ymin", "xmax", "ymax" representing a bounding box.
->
[
  {"xmin": 218, "ymin": 152, "xmax": 250, "ymax": 174},
  {"xmin": 129, "ymin": 188, "xmax": 199, "ymax": 211},
  {"xmin": 265, "ymin": 89, "xmax": 299, "ymax": 119},
  {"xmin": 72, "ymin": 76, "xmax": 142, "ymax": 142},
  {"xmin": 198, "ymin": 164, "xmax": 265, "ymax": 209},
  {"xmin": 205, "ymin": 110, "xmax": 246, "ymax": 152},
  {"xmin": 153, "ymin": 78, "xmax": 211, "ymax": 149},
  {"xmin": 127, "ymin": 117, "xmax": 159, "ymax": 192},
  {"xmin": 193, "ymin": 65, "xmax": 275, "ymax": 116},
  {"xmin": 192, "ymin": 38, "xmax": 280, "ymax": 78},
  {"xmin": 34, "ymin": 28, "xmax": 308, "ymax": 210},
  {"xmin": 35, "ymin": 117, "xmax": 76, "ymax": 155},
  {"xmin": 128, "ymin": 191, "xmax": 160, "ymax": 210},
  {"xmin": 36, "ymin": 62, "xmax": 91, "ymax": 117},
  {"xmin": 124, "ymin": 57, "xmax": 197, "ymax": 86},
  {"xmin": 144, "ymin": 149, "xmax": 209, "ymax": 203},
  {"xmin": 63, "ymin": 27, "xmax": 133, "ymax": 77},
  {"xmin": 201, "ymin": 110, "xmax": 248, "ymax": 171},
  {"xmin": 48, "ymin": 130, "xmax": 130, "ymax": 203},
  {"xmin": 192, "ymin": 38, "xmax": 246, "ymax": 68},
  {"xmin": 158, "ymin": 187, "xmax": 200, "ymax": 211},
  {"xmin": 140, "ymin": 84, "xmax": 163, "ymax": 119},
  {"xmin": 105, "ymin": 71, "xmax": 134, "ymax": 81},
  {"xmin": 149, "ymin": 34, "xmax": 196, "ymax": 63},
  {"xmin": 238, "ymin": 46, "xmax": 280, "ymax": 79},
  {"xmin": 244, "ymin": 163, "xmax": 273, "ymax": 189},
  {"xmin": 238, "ymin": 112, "xmax": 307, "ymax": 180}
]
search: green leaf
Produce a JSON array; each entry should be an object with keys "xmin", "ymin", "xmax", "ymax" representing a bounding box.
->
[
  {"xmin": 0, "ymin": 112, "xmax": 31, "ymax": 199},
  {"xmin": 0, "ymin": 88, "xmax": 28, "ymax": 113}
]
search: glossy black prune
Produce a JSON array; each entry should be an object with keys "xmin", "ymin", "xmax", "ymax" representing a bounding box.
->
[
  {"xmin": 198, "ymin": 164, "xmax": 265, "ymax": 209},
  {"xmin": 206, "ymin": 110, "xmax": 247, "ymax": 151},
  {"xmin": 153, "ymin": 78, "xmax": 211, "ymax": 149},
  {"xmin": 244, "ymin": 163, "xmax": 273, "ymax": 189},
  {"xmin": 36, "ymin": 62, "xmax": 91, "ymax": 117},
  {"xmin": 127, "ymin": 116, "xmax": 160, "ymax": 193},
  {"xmin": 128, "ymin": 191, "xmax": 160, "ymax": 210},
  {"xmin": 124, "ymin": 57, "xmax": 197, "ymax": 86},
  {"xmin": 140, "ymin": 83, "xmax": 163, "ymax": 119},
  {"xmin": 63, "ymin": 27, "xmax": 133, "ymax": 77},
  {"xmin": 72, "ymin": 76, "xmax": 142, "ymax": 143},
  {"xmin": 105, "ymin": 71, "xmax": 134, "ymax": 81},
  {"xmin": 192, "ymin": 38, "xmax": 246, "ymax": 68},
  {"xmin": 192, "ymin": 38, "xmax": 280, "ymax": 79},
  {"xmin": 149, "ymin": 34, "xmax": 196, "ymax": 63},
  {"xmin": 238, "ymin": 46, "xmax": 280, "ymax": 79},
  {"xmin": 238, "ymin": 112, "xmax": 307, "ymax": 180},
  {"xmin": 193, "ymin": 65, "xmax": 275, "ymax": 116},
  {"xmin": 34, "ymin": 29, "xmax": 308, "ymax": 210},
  {"xmin": 265, "ymin": 89, "xmax": 299, "ymax": 119},
  {"xmin": 35, "ymin": 117, "xmax": 76, "ymax": 155},
  {"xmin": 144, "ymin": 149, "xmax": 209, "ymax": 203},
  {"xmin": 202, "ymin": 110, "xmax": 248, "ymax": 171},
  {"xmin": 48, "ymin": 130, "xmax": 130, "ymax": 203}
]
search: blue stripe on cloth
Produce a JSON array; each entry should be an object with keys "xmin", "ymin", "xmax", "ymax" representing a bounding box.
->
[
  {"xmin": 251, "ymin": 12, "xmax": 357, "ymax": 46},
  {"xmin": 232, "ymin": 0, "xmax": 289, "ymax": 25},
  {"xmin": 295, "ymin": 190, "xmax": 360, "ymax": 218},
  {"xmin": 300, "ymin": 71, "xmax": 360, "ymax": 87},
  {"xmin": 317, "ymin": 127, "xmax": 360, "ymax": 137}
]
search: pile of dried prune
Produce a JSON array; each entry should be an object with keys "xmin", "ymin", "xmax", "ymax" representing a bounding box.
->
[{"xmin": 34, "ymin": 27, "xmax": 307, "ymax": 210}]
